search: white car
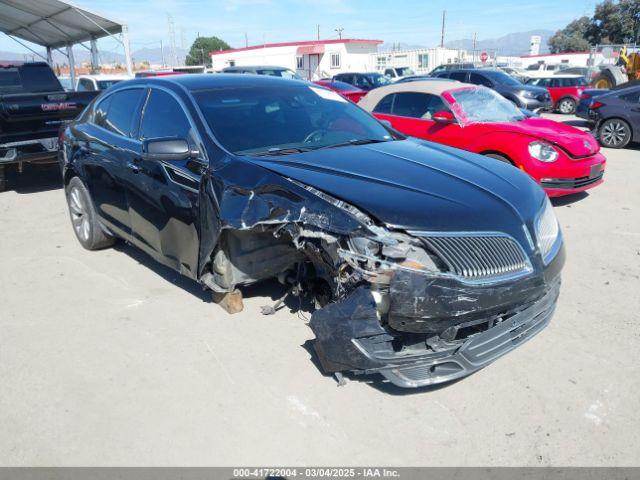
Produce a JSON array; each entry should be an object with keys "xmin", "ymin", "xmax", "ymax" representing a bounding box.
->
[
  {"xmin": 523, "ymin": 63, "xmax": 572, "ymax": 79},
  {"xmin": 75, "ymin": 74, "xmax": 132, "ymax": 92},
  {"xmin": 383, "ymin": 67, "xmax": 416, "ymax": 82}
]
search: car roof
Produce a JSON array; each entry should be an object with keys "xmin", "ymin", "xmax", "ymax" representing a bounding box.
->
[
  {"xmin": 121, "ymin": 72, "xmax": 310, "ymax": 91},
  {"xmin": 78, "ymin": 74, "xmax": 132, "ymax": 80},
  {"xmin": 359, "ymin": 80, "xmax": 469, "ymax": 111},
  {"xmin": 532, "ymin": 74, "xmax": 583, "ymax": 79},
  {"xmin": 224, "ymin": 65, "xmax": 290, "ymax": 70}
]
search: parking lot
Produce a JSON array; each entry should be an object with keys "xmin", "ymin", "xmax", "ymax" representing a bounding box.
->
[{"xmin": 0, "ymin": 114, "xmax": 639, "ymax": 466}]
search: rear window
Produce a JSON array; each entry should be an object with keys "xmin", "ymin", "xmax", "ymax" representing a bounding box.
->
[{"xmin": 0, "ymin": 68, "xmax": 21, "ymax": 93}]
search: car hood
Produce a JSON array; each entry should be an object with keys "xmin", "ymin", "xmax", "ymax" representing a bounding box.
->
[
  {"xmin": 487, "ymin": 117, "xmax": 599, "ymax": 157},
  {"xmin": 249, "ymin": 139, "xmax": 545, "ymax": 245}
]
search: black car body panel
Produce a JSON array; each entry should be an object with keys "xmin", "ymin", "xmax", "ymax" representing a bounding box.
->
[{"xmin": 60, "ymin": 74, "xmax": 565, "ymax": 388}]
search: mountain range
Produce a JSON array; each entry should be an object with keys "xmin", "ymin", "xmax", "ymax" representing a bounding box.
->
[
  {"xmin": 0, "ymin": 46, "xmax": 187, "ymax": 65},
  {"xmin": 445, "ymin": 29, "xmax": 553, "ymax": 56}
]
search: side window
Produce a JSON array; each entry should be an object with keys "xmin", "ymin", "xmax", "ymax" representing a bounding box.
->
[
  {"xmin": 450, "ymin": 71, "xmax": 467, "ymax": 82},
  {"xmin": 391, "ymin": 92, "xmax": 446, "ymax": 119},
  {"xmin": 140, "ymin": 89, "xmax": 193, "ymax": 140},
  {"xmin": 620, "ymin": 91, "xmax": 640, "ymax": 104},
  {"xmin": 354, "ymin": 75, "xmax": 370, "ymax": 89},
  {"xmin": 102, "ymin": 89, "xmax": 145, "ymax": 137},
  {"xmin": 373, "ymin": 94, "xmax": 394, "ymax": 114},
  {"xmin": 469, "ymin": 73, "xmax": 492, "ymax": 87},
  {"xmin": 384, "ymin": 69, "xmax": 393, "ymax": 77},
  {"xmin": 93, "ymin": 95, "xmax": 112, "ymax": 127}
]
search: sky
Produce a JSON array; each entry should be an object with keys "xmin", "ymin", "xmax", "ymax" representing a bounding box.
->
[{"xmin": 0, "ymin": 0, "xmax": 600, "ymax": 56}]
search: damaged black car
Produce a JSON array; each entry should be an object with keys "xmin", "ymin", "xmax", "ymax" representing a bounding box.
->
[{"xmin": 59, "ymin": 74, "xmax": 565, "ymax": 388}]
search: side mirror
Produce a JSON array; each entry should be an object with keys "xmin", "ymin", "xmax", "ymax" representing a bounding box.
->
[
  {"xmin": 379, "ymin": 119, "xmax": 393, "ymax": 128},
  {"xmin": 433, "ymin": 111, "xmax": 456, "ymax": 124},
  {"xmin": 142, "ymin": 138, "xmax": 199, "ymax": 161}
]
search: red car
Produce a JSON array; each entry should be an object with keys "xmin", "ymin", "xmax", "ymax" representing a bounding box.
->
[
  {"xmin": 526, "ymin": 75, "xmax": 589, "ymax": 114},
  {"xmin": 359, "ymin": 81, "xmax": 606, "ymax": 197},
  {"xmin": 313, "ymin": 80, "xmax": 367, "ymax": 103}
]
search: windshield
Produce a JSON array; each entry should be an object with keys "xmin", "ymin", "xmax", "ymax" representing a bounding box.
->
[
  {"xmin": 367, "ymin": 74, "xmax": 392, "ymax": 87},
  {"xmin": 193, "ymin": 85, "xmax": 395, "ymax": 155},
  {"xmin": 256, "ymin": 69, "xmax": 302, "ymax": 80},
  {"xmin": 395, "ymin": 67, "xmax": 415, "ymax": 76},
  {"xmin": 448, "ymin": 87, "xmax": 525, "ymax": 123},
  {"xmin": 480, "ymin": 70, "xmax": 522, "ymax": 86},
  {"xmin": 97, "ymin": 80, "xmax": 123, "ymax": 90}
]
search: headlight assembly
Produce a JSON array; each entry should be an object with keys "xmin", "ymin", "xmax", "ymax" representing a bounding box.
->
[
  {"xmin": 535, "ymin": 198, "xmax": 561, "ymax": 264},
  {"xmin": 522, "ymin": 91, "xmax": 537, "ymax": 99},
  {"xmin": 529, "ymin": 141, "xmax": 559, "ymax": 162}
]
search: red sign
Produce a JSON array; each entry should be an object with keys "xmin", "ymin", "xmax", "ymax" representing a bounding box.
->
[{"xmin": 480, "ymin": 51, "xmax": 489, "ymax": 63}]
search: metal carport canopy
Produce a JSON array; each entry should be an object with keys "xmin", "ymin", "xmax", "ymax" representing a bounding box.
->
[{"xmin": 0, "ymin": 0, "xmax": 132, "ymax": 78}]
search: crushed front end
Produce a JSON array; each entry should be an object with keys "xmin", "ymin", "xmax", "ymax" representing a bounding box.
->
[{"xmin": 309, "ymin": 200, "xmax": 565, "ymax": 388}]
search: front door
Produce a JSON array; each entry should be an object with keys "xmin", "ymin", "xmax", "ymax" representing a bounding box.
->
[
  {"xmin": 127, "ymin": 87, "xmax": 204, "ymax": 279},
  {"xmin": 309, "ymin": 54, "xmax": 320, "ymax": 80},
  {"xmin": 80, "ymin": 87, "xmax": 146, "ymax": 239}
]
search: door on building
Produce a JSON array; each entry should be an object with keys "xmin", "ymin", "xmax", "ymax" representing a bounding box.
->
[{"xmin": 308, "ymin": 54, "xmax": 320, "ymax": 80}]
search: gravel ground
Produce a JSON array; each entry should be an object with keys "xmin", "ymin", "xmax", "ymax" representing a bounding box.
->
[{"xmin": 0, "ymin": 115, "xmax": 639, "ymax": 466}]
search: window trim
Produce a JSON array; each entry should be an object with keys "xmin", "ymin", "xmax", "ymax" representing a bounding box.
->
[
  {"xmin": 90, "ymin": 86, "xmax": 146, "ymax": 139},
  {"xmin": 330, "ymin": 52, "xmax": 341, "ymax": 69},
  {"xmin": 296, "ymin": 56, "xmax": 304, "ymax": 70}
]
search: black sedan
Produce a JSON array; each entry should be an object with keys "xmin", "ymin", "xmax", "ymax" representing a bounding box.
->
[
  {"xmin": 586, "ymin": 85, "xmax": 640, "ymax": 148},
  {"xmin": 435, "ymin": 69, "xmax": 552, "ymax": 111},
  {"xmin": 332, "ymin": 72, "xmax": 391, "ymax": 91},
  {"xmin": 59, "ymin": 74, "xmax": 565, "ymax": 388}
]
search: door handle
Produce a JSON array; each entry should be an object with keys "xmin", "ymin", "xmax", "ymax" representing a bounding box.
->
[{"xmin": 126, "ymin": 162, "xmax": 140, "ymax": 174}]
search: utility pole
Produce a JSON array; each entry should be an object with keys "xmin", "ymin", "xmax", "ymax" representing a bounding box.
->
[
  {"xmin": 317, "ymin": 24, "xmax": 320, "ymax": 40},
  {"xmin": 245, "ymin": 32, "xmax": 248, "ymax": 48},
  {"xmin": 473, "ymin": 32, "xmax": 477, "ymax": 62},
  {"xmin": 440, "ymin": 10, "xmax": 446, "ymax": 48},
  {"xmin": 160, "ymin": 40, "xmax": 165, "ymax": 68},
  {"xmin": 167, "ymin": 13, "xmax": 177, "ymax": 67},
  {"xmin": 335, "ymin": 27, "xmax": 344, "ymax": 40}
]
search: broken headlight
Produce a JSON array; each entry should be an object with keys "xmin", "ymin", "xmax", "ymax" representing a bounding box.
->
[
  {"xmin": 535, "ymin": 198, "xmax": 561, "ymax": 264},
  {"xmin": 529, "ymin": 141, "xmax": 559, "ymax": 162}
]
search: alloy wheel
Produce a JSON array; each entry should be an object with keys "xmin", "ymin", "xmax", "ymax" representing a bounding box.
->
[
  {"xmin": 558, "ymin": 99, "xmax": 575, "ymax": 114},
  {"xmin": 68, "ymin": 186, "xmax": 90, "ymax": 242},
  {"xmin": 600, "ymin": 120, "xmax": 629, "ymax": 147}
]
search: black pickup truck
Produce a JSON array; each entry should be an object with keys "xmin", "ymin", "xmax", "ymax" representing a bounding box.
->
[{"xmin": 0, "ymin": 61, "xmax": 98, "ymax": 191}]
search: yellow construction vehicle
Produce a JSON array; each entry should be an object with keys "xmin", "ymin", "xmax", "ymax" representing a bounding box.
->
[{"xmin": 590, "ymin": 45, "xmax": 640, "ymax": 88}]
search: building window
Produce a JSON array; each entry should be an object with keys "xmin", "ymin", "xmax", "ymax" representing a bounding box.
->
[
  {"xmin": 296, "ymin": 56, "xmax": 304, "ymax": 69},
  {"xmin": 377, "ymin": 55, "xmax": 388, "ymax": 67},
  {"xmin": 330, "ymin": 53, "xmax": 341, "ymax": 69},
  {"xmin": 228, "ymin": 60, "xmax": 236, "ymax": 67},
  {"xmin": 418, "ymin": 54, "xmax": 429, "ymax": 69}
]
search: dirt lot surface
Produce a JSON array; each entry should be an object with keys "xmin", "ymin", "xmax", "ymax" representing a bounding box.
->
[{"xmin": 1, "ymin": 115, "xmax": 639, "ymax": 466}]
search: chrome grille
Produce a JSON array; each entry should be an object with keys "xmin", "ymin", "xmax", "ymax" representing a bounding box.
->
[{"xmin": 420, "ymin": 234, "xmax": 530, "ymax": 280}]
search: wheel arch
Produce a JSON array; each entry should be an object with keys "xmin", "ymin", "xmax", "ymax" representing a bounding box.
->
[{"xmin": 479, "ymin": 150, "xmax": 517, "ymax": 166}]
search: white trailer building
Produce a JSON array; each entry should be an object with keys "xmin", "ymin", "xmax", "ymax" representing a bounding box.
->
[
  {"xmin": 371, "ymin": 47, "xmax": 469, "ymax": 75},
  {"xmin": 209, "ymin": 39, "xmax": 382, "ymax": 80}
]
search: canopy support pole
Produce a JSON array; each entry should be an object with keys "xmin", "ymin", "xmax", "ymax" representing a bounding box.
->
[
  {"xmin": 121, "ymin": 25, "xmax": 133, "ymax": 75},
  {"xmin": 66, "ymin": 43, "xmax": 76, "ymax": 91},
  {"xmin": 90, "ymin": 37, "xmax": 100, "ymax": 73}
]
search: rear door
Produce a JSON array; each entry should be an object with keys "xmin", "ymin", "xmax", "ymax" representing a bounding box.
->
[
  {"xmin": 372, "ymin": 91, "xmax": 463, "ymax": 146},
  {"xmin": 127, "ymin": 87, "xmax": 204, "ymax": 278},
  {"xmin": 80, "ymin": 87, "xmax": 146, "ymax": 238}
]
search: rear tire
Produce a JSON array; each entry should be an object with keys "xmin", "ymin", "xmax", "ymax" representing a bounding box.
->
[
  {"xmin": 598, "ymin": 118, "xmax": 632, "ymax": 149},
  {"xmin": 0, "ymin": 165, "xmax": 6, "ymax": 192},
  {"xmin": 557, "ymin": 97, "xmax": 576, "ymax": 114},
  {"xmin": 592, "ymin": 72, "xmax": 615, "ymax": 89},
  {"xmin": 65, "ymin": 176, "xmax": 115, "ymax": 250}
]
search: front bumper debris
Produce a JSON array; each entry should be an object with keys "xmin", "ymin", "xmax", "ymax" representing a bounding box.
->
[
  {"xmin": 311, "ymin": 279, "xmax": 560, "ymax": 388},
  {"xmin": 310, "ymin": 229, "xmax": 564, "ymax": 390}
]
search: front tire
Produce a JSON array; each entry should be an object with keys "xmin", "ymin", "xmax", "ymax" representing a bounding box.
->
[
  {"xmin": 557, "ymin": 97, "xmax": 576, "ymax": 114},
  {"xmin": 65, "ymin": 177, "xmax": 115, "ymax": 250},
  {"xmin": 598, "ymin": 118, "xmax": 632, "ymax": 149},
  {"xmin": 484, "ymin": 153, "xmax": 513, "ymax": 165}
]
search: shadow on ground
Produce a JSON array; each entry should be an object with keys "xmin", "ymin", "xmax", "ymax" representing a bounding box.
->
[
  {"xmin": 551, "ymin": 191, "xmax": 589, "ymax": 207},
  {"xmin": 2, "ymin": 163, "xmax": 62, "ymax": 194}
]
